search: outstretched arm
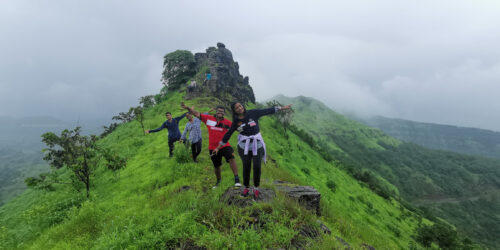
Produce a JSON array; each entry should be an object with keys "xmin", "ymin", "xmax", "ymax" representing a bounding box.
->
[
  {"xmin": 174, "ymin": 112, "xmax": 187, "ymax": 122},
  {"xmin": 252, "ymin": 104, "xmax": 293, "ymax": 120},
  {"xmin": 181, "ymin": 102, "xmax": 201, "ymax": 118},
  {"xmin": 147, "ymin": 122, "xmax": 166, "ymax": 134}
]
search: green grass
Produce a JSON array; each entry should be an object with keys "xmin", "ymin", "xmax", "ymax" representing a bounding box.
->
[
  {"xmin": 0, "ymin": 91, "xmax": 430, "ymax": 249},
  {"xmin": 274, "ymin": 95, "xmax": 495, "ymax": 248}
]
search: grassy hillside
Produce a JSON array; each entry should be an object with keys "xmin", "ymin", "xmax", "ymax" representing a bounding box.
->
[
  {"xmin": 274, "ymin": 95, "xmax": 500, "ymax": 248},
  {"xmin": 357, "ymin": 116, "xmax": 500, "ymax": 160},
  {"xmin": 0, "ymin": 91, "xmax": 436, "ymax": 249}
]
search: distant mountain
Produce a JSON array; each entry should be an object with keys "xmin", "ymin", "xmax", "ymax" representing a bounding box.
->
[
  {"xmin": 273, "ymin": 94, "xmax": 500, "ymax": 248},
  {"xmin": 354, "ymin": 115, "xmax": 500, "ymax": 160}
]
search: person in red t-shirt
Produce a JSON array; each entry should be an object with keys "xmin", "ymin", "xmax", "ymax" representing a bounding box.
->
[{"xmin": 181, "ymin": 103, "xmax": 241, "ymax": 188}]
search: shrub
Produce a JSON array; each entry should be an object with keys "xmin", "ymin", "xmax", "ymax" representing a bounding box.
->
[
  {"xmin": 301, "ymin": 168, "xmax": 310, "ymax": 175},
  {"xmin": 414, "ymin": 222, "xmax": 462, "ymax": 249},
  {"xmin": 174, "ymin": 142, "xmax": 191, "ymax": 164},
  {"xmin": 387, "ymin": 224, "xmax": 401, "ymax": 237},
  {"xmin": 326, "ymin": 180, "xmax": 336, "ymax": 192}
]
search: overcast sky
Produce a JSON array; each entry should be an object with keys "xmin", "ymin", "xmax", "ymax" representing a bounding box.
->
[{"xmin": 1, "ymin": 0, "xmax": 500, "ymax": 131}]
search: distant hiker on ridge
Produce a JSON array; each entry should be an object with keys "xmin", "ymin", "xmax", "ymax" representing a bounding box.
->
[
  {"xmin": 215, "ymin": 102, "xmax": 292, "ymax": 199},
  {"xmin": 181, "ymin": 102, "xmax": 241, "ymax": 188},
  {"xmin": 204, "ymin": 72, "xmax": 212, "ymax": 84},
  {"xmin": 187, "ymin": 80, "xmax": 197, "ymax": 93},
  {"xmin": 146, "ymin": 111, "xmax": 187, "ymax": 158},
  {"xmin": 180, "ymin": 113, "xmax": 202, "ymax": 162}
]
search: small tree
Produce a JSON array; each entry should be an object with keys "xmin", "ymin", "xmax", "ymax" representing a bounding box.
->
[
  {"xmin": 101, "ymin": 148, "xmax": 126, "ymax": 179},
  {"xmin": 414, "ymin": 222, "xmax": 463, "ymax": 249},
  {"xmin": 41, "ymin": 127, "xmax": 99, "ymax": 198},
  {"xmin": 161, "ymin": 50, "xmax": 196, "ymax": 90},
  {"xmin": 133, "ymin": 106, "xmax": 146, "ymax": 135},
  {"xmin": 139, "ymin": 95, "xmax": 156, "ymax": 109},
  {"xmin": 101, "ymin": 122, "xmax": 118, "ymax": 138},
  {"xmin": 112, "ymin": 107, "xmax": 136, "ymax": 123}
]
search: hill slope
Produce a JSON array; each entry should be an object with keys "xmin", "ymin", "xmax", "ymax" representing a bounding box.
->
[
  {"xmin": 274, "ymin": 95, "xmax": 500, "ymax": 248},
  {"xmin": 0, "ymin": 90, "xmax": 438, "ymax": 249}
]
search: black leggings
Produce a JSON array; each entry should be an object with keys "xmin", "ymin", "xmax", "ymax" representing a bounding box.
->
[
  {"xmin": 191, "ymin": 140, "xmax": 202, "ymax": 160},
  {"xmin": 238, "ymin": 146, "xmax": 264, "ymax": 187}
]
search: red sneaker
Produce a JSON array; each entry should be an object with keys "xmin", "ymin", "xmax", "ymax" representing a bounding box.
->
[
  {"xmin": 253, "ymin": 188, "xmax": 260, "ymax": 199},
  {"xmin": 242, "ymin": 188, "xmax": 250, "ymax": 197}
]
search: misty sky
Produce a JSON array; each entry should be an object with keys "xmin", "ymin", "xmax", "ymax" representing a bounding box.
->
[{"xmin": 1, "ymin": 0, "xmax": 500, "ymax": 131}]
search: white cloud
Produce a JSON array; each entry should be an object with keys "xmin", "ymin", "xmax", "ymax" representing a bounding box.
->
[{"xmin": 1, "ymin": 0, "xmax": 500, "ymax": 130}]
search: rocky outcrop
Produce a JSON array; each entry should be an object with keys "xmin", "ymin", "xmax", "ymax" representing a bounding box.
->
[
  {"xmin": 218, "ymin": 182, "xmax": 350, "ymax": 249},
  {"xmin": 161, "ymin": 43, "xmax": 255, "ymax": 105},
  {"xmin": 220, "ymin": 187, "xmax": 275, "ymax": 207},
  {"xmin": 220, "ymin": 181, "xmax": 322, "ymax": 216},
  {"xmin": 188, "ymin": 43, "xmax": 255, "ymax": 104},
  {"xmin": 274, "ymin": 180, "xmax": 322, "ymax": 215}
]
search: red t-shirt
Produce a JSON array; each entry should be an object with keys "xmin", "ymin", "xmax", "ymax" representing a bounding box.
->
[{"xmin": 200, "ymin": 114, "xmax": 232, "ymax": 150}]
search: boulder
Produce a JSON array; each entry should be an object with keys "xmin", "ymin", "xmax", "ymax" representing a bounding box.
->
[
  {"xmin": 316, "ymin": 220, "xmax": 332, "ymax": 235},
  {"xmin": 220, "ymin": 187, "xmax": 275, "ymax": 207},
  {"xmin": 274, "ymin": 180, "xmax": 321, "ymax": 215},
  {"xmin": 335, "ymin": 236, "xmax": 351, "ymax": 249},
  {"xmin": 361, "ymin": 243, "xmax": 376, "ymax": 250}
]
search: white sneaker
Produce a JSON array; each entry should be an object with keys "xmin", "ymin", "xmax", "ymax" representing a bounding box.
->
[{"xmin": 234, "ymin": 182, "xmax": 242, "ymax": 187}]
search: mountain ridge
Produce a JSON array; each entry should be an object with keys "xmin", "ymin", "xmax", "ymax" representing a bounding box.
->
[
  {"xmin": 355, "ymin": 115, "xmax": 500, "ymax": 160},
  {"xmin": 274, "ymin": 94, "xmax": 500, "ymax": 248}
]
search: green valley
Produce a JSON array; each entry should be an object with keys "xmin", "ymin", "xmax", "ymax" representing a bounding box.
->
[{"xmin": 274, "ymin": 95, "xmax": 500, "ymax": 248}]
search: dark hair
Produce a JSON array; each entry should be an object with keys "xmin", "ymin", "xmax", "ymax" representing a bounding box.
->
[
  {"xmin": 165, "ymin": 112, "xmax": 171, "ymax": 115},
  {"xmin": 215, "ymin": 106, "xmax": 225, "ymax": 111},
  {"xmin": 231, "ymin": 101, "xmax": 246, "ymax": 120}
]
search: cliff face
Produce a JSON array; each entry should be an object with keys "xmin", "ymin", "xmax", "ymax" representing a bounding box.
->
[{"xmin": 162, "ymin": 43, "xmax": 255, "ymax": 105}]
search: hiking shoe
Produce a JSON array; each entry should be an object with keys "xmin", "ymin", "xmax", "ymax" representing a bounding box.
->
[
  {"xmin": 212, "ymin": 180, "xmax": 221, "ymax": 189},
  {"xmin": 253, "ymin": 188, "xmax": 260, "ymax": 199},
  {"xmin": 241, "ymin": 188, "xmax": 250, "ymax": 197},
  {"xmin": 234, "ymin": 182, "xmax": 242, "ymax": 187}
]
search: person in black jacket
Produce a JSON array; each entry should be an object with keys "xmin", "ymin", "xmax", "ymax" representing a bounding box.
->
[
  {"xmin": 146, "ymin": 112, "xmax": 187, "ymax": 157},
  {"xmin": 214, "ymin": 102, "xmax": 291, "ymax": 199}
]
